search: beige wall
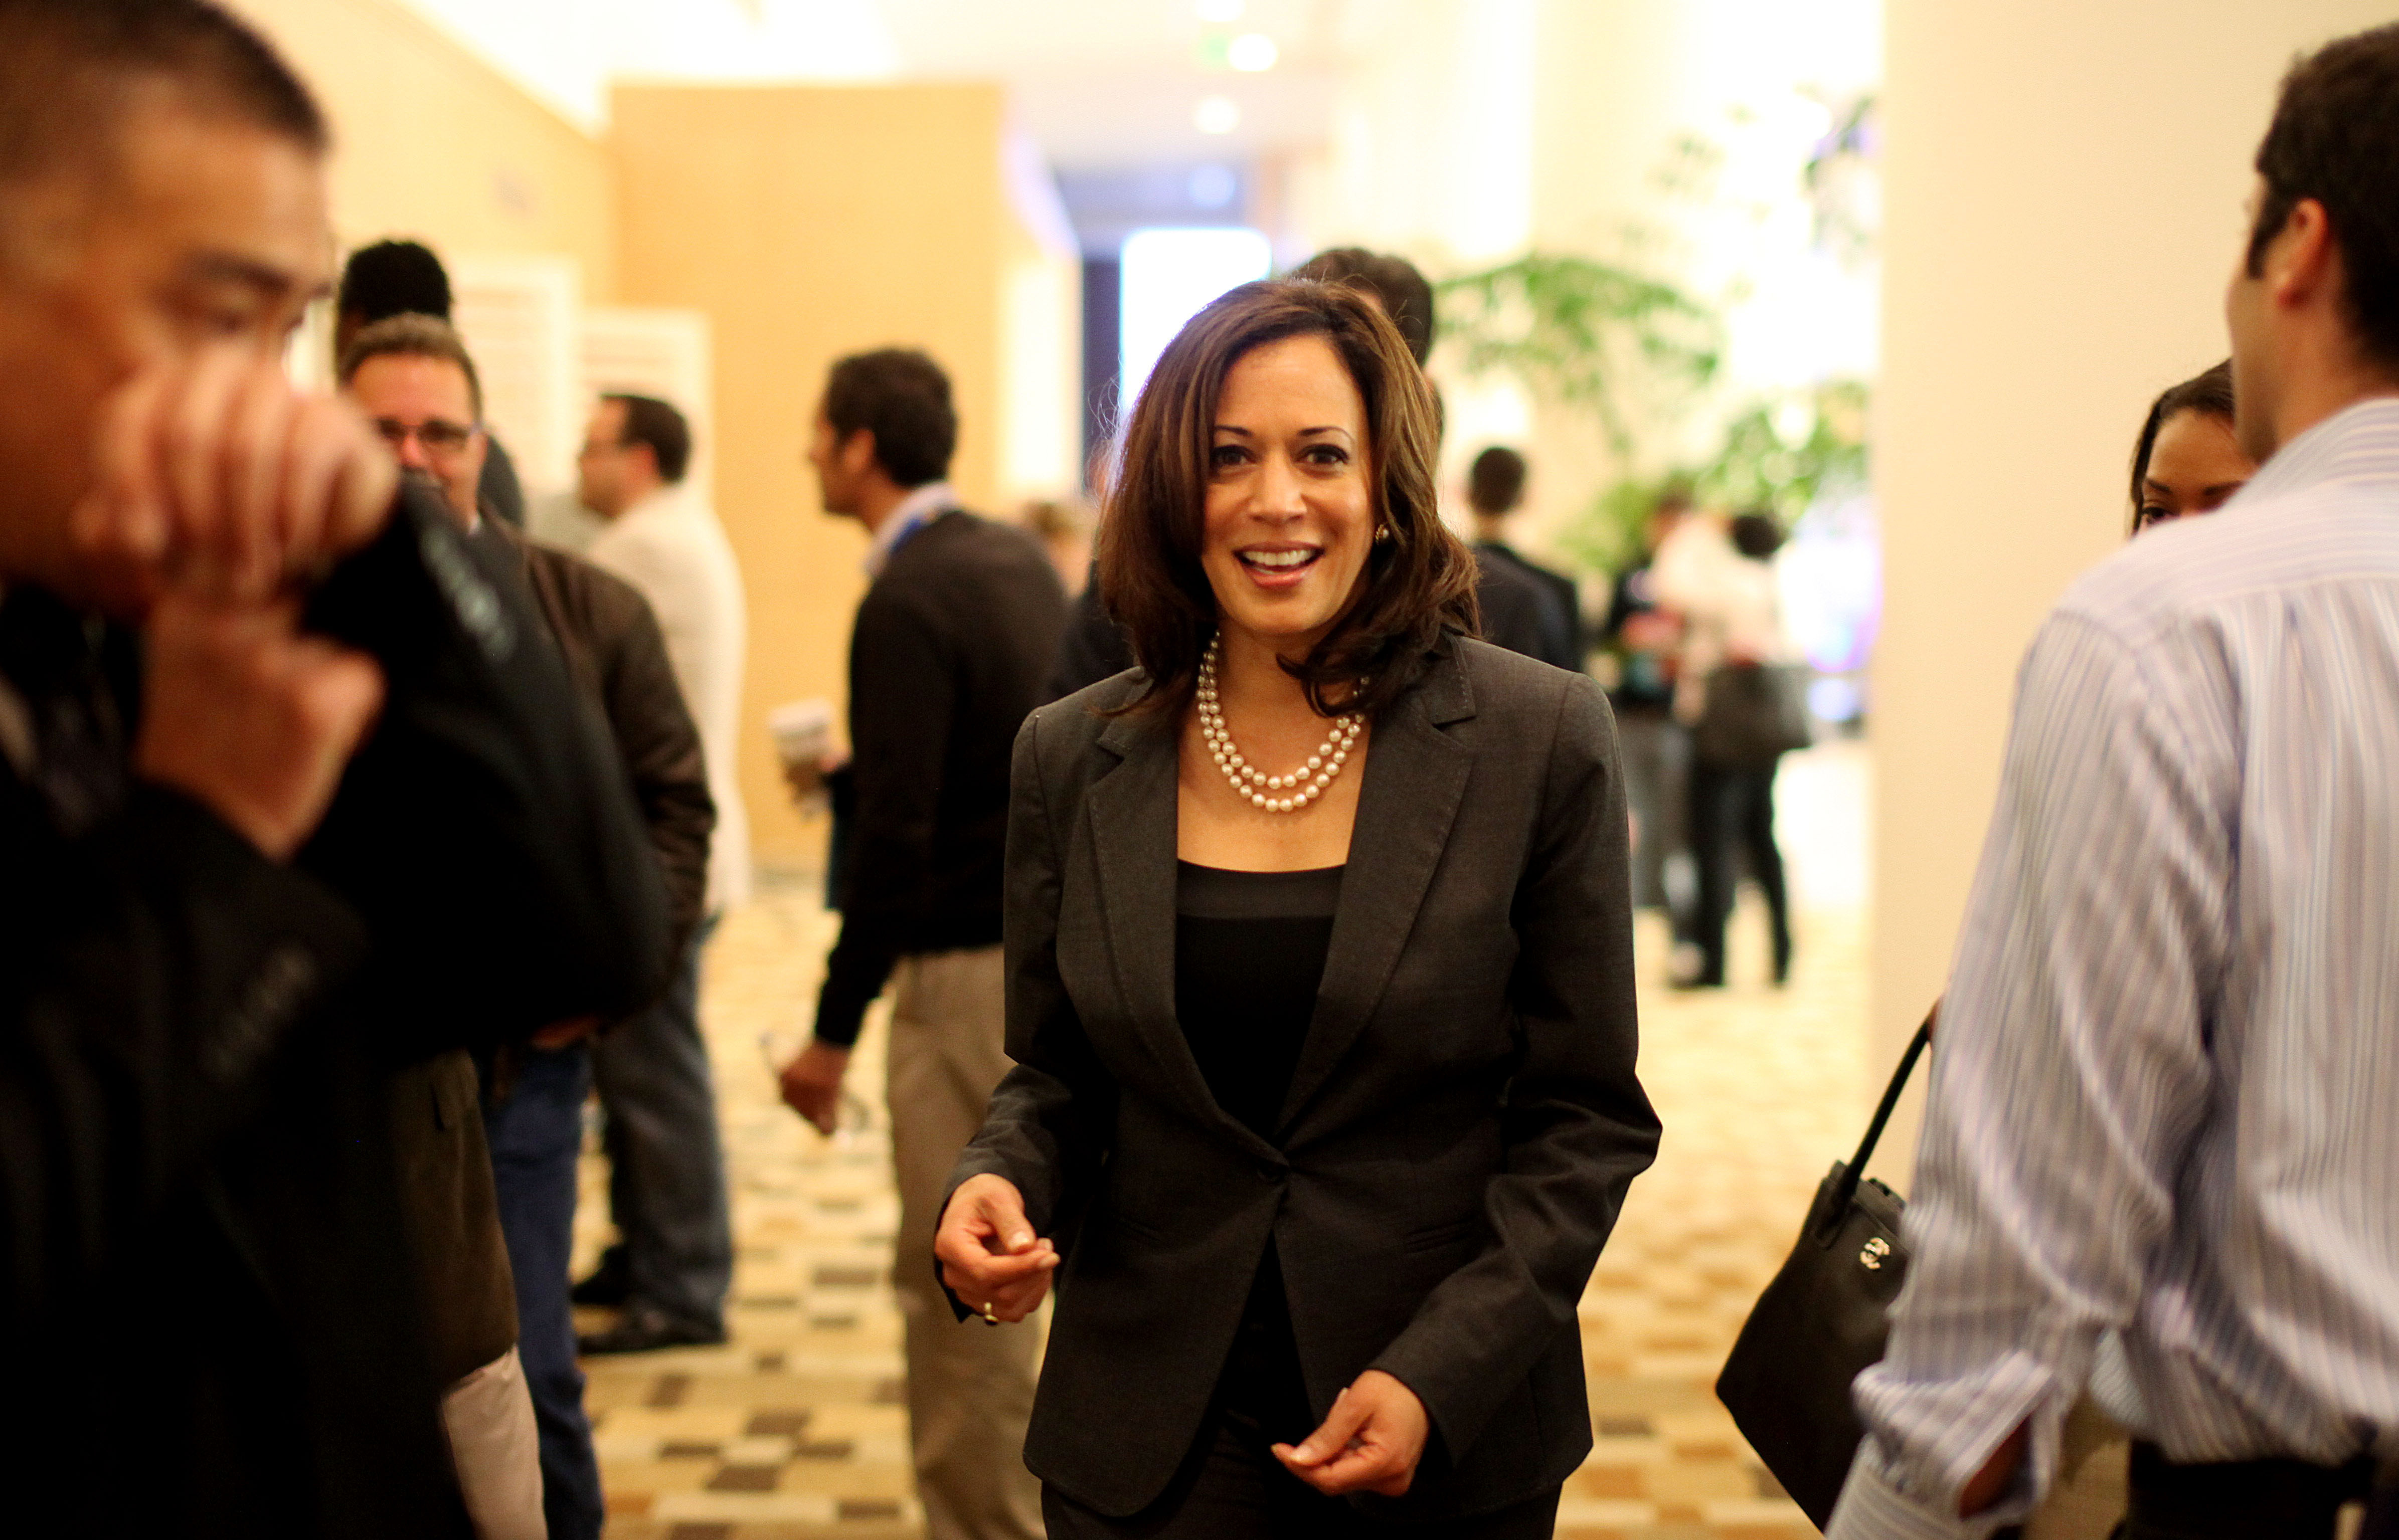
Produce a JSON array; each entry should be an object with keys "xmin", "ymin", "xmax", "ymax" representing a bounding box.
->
[
  {"xmin": 1868, "ymin": 0, "xmax": 2394, "ymax": 1177},
  {"xmin": 228, "ymin": 0, "xmax": 616, "ymax": 296},
  {"xmin": 612, "ymin": 83, "xmax": 1069, "ymax": 868}
]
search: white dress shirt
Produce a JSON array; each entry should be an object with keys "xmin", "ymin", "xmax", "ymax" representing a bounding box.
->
[
  {"xmin": 1829, "ymin": 398, "xmax": 2399, "ymax": 1537},
  {"xmin": 585, "ymin": 482, "xmax": 753, "ymax": 912}
]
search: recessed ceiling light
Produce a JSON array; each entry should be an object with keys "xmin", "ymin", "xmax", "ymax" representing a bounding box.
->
[
  {"xmin": 1195, "ymin": 0, "xmax": 1244, "ymax": 21},
  {"xmin": 1227, "ymin": 33, "xmax": 1278, "ymax": 72},
  {"xmin": 1194, "ymin": 95, "xmax": 1240, "ymax": 135}
]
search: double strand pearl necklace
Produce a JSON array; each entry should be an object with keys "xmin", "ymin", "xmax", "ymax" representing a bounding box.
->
[{"xmin": 1195, "ymin": 635, "xmax": 1363, "ymax": 814}]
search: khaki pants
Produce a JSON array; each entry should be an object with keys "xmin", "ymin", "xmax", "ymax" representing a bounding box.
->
[{"xmin": 888, "ymin": 946, "xmax": 1045, "ymax": 1540}]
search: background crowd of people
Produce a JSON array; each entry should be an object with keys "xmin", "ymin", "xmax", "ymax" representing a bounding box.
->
[{"xmin": 12, "ymin": 4, "xmax": 2399, "ymax": 1540}]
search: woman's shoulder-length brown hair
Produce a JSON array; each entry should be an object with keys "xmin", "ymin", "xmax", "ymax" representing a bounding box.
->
[{"xmin": 1094, "ymin": 277, "xmax": 1479, "ymax": 722}]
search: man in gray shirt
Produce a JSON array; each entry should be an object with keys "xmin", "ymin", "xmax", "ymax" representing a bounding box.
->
[{"xmin": 1832, "ymin": 24, "xmax": 2399, "ymax": 1539}]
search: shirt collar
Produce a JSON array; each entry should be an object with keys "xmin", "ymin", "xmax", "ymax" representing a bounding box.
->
[
  {"xmin": 863, "ymin": 481, "xmax": 956, "ymax": 576},
  {"xmin": 2236, "ymin": 395, "xmax": 2399, "ymax": 507}
]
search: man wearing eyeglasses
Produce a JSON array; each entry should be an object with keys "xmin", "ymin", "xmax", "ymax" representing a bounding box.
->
[{"xmin": 340, "ymin": 313, "xmax": 716, "ymax": 1540}]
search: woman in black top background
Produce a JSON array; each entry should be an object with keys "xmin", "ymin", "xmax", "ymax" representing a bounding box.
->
[{"xmin": 936, "ymin": 280, "xmax": 1658, "ymax": 1536}]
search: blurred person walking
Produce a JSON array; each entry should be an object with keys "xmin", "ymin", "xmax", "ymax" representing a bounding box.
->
[
  {"xmin": 566, "ymin": 393, "xmax": 746, "ymax": 1363},
  {"xmin": 342, "ymin": 319, "xmax": 713, "ymax": 1540},
  {"xmin": 0, "ymin": 4, "xmax": 672, "ymax": 1534},
  {"xmin": 1600, "ymin": 490, "xmax": 1693, "ymax": 916},
  {"xmin": 1656, "ymin": 511, "xmax": 1800, "ymax": 989},
  {"xmin": 776, "ymin": 348, "xmax": 1067, "ymax": 1540},
  {"xmin": 935, "ymin": 280, "xmax": 1659, "ymax": 1537},
  {"xmin": 1830, "ymin": 25, "xmax": 2399, "ymax": 1538},
  {"xmin": 335, "ymin": 238, "xmax": 528, "ymax": 527}
]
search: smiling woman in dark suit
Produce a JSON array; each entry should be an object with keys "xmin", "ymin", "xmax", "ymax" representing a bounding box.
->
[{"xmin": 935, "ymin": 280, "xmax": 1660, "ymax": 1537}]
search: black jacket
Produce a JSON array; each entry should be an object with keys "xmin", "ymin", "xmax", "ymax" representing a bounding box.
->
[
  {"xmin": 814, "ymin": 509, "xmax": 1067, "ymax": 1047},
  {"xmin": 1477, "ymin": 540, "xmax": 1584, "ymax": 673},
  {"xmin": 953, "ymin": 638, "xmax": 1660, "ymax": 1520},
  {"xmin": 0, "ymin": 483, "xmax": 670, "ymax": 1536},
  {"xmin": 1046, "ymin": 569, "xmax": 1133, "ymax": 704}
]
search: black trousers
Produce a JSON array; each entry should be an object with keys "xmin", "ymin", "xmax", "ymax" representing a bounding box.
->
[
  {"xmin": 2110, "ymin": 1441, "xmax": 2371, "ymax": 1539},
  {"xmin": 1041, "ymin": 1254, "xmax": 1561, "ymax": 1540},
  {"xmin": 1688, "ymin": 757, "xmax": 1790, "ymax": 986}
]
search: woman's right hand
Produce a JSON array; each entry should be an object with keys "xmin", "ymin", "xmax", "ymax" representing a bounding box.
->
[{"xmin": 935, "ymin": 1174, "xmax": 1059, "ymax": 1323}]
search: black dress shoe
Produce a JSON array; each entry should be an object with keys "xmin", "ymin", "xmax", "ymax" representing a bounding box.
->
[
  {"xmin": 569, "ymin": 1245, "xmax": 631, "ymax": 1308},
  {"xmin": 576, "ymin": 1308, "xmax": 726, "ymax": 1357}
]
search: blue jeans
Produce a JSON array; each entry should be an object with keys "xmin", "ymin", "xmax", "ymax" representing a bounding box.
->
[
  {"xmin": 484, "ymin": 1044, "xmax": 604, "ymax": 1540},
  {"xmin": 589, "ymin": 921, "xmax": 731, "ymax": 1333}
]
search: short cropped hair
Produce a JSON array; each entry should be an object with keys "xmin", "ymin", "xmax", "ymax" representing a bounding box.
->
[
  {"xmin": 1467, "ymin": 446, "xmax": 1528, "ymax": 516},
  {"xmin": 338, "ymin": 313, "xmax": 484, "ymax": 420},
  {"xmin": 822, "ymin": 349, "xmax": 955, "ymax": 489},
  {"xmin": 0, "ymin": 0, "xmax": 325, "ymax": 188},
  {"xmin": 1097, "ymin": 279, "xmax": 1477, "ymax": 723},
  {"xmin": 1289, "ymin": 248, "xmax": 1437, "ymax": 365},
  {"xmin": 606, "ymin": 393, "xmax": 692, "ymax": 484},
  {"xmin": 2127, "ymin": 360, "xmax": 2235, "ymax": 530},
  {"xmin": 2247, "ymin": 24, "xmax": 2399, "ymax": 371},
  {"xmin": 339, "ymin": 240, "xmax": 452, "ymax": 324}
]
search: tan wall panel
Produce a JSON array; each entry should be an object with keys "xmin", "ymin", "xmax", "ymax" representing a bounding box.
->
[
  {"xmin": 227, "ymin": 0, "xmax": 616, "ymax": 296},
  {"xmin": 612, "ymin": 84, "xmax": 1015, "ymax": 868},
  {"xmin": 1869, "ymin": 0, "xmax": 2393, "ymax": 1179}
]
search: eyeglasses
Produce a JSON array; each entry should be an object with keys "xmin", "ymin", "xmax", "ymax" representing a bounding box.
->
[{"xmin": 372, "ymin": 417, "xmax": 480, "ymax": 458}]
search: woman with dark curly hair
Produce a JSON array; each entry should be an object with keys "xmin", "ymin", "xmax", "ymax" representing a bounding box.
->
[{"xmin": 933, "ymin": 279, "xmax": 1659, "ymax": 1538}]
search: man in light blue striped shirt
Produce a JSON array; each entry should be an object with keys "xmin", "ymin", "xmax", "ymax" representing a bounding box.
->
[{"xmin": 1831, "ymin": 24, "xmax": 2399, "ymax": 1539}]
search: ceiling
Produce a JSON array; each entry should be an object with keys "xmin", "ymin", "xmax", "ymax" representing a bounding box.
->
[
  {"xmin": 399, "ymin": 0, "xmax": 1355, "ymax": 171},
  {"xmin": 877, "ymin": 0, "xmax": 1345, "ymax": 165}
]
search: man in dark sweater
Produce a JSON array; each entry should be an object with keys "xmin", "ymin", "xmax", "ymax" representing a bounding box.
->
[{"xmin": 779, "ymin": 348, "xmax": 1064, "ymax": 1540}]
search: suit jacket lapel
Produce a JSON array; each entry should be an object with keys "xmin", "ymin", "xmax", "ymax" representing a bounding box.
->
[
  {"xmin": 1085, "ymin": 711, "xmax": 1232, "ymax": 1135},
  {"xmin": 1277, "ymin": 650, "xmax": 1476, "ymax": 1134}
]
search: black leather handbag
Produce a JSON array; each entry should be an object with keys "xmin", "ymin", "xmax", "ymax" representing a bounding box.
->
[{"xmin": 1716, "ymin": 1012, "xmax": 1935, "ymax": 1528}]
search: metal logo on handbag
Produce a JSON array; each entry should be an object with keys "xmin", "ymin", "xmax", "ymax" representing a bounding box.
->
[{"xmin": 1714, "ymin": 1009, "xmax": 1935, "ymax": 1530}]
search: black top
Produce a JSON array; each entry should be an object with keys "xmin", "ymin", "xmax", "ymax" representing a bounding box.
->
[
  {"xmin": 814, "ymin": 509, "xmax": 1070, "ymax": 1047},
  {"xmin": 1173, "ymin": 861, "xmax": 1342, "ymax": 1140}
]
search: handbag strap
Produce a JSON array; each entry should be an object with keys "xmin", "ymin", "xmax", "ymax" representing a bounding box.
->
[{"xmin": 1823, "ymin": 1006, "xmax": 1938, "ymax": 1225}]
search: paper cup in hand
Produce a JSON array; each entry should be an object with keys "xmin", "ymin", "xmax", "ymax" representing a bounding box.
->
[{"xmin": 768, "ymin": 698, "xmax": 835, "ymax": 772}]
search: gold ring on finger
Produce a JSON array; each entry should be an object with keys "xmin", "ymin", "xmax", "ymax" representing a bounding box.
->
[{"xmin": 980, "ymin": 1302, "xmax": 999, "ymax": 1326}]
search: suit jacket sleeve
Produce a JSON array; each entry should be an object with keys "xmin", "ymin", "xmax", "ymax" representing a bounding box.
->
[
  {"xmin": 0, "ymin": 776, "xmax": 370, "ymax": 1333},
  {"xmin": 1367, "ymin": 674, "xmax": 1660, "ymax": 1453},
  {"xmin": 298, "ymin": 481, "xmax": 673, "ymax": 1054},
  {"xmin": 594, "ymin": 582, "xmax": 714, "ymax": 966},
  {"xmin": 813, "ymin": 584, "xmax": 952, "ymax": 1047},
  {"xmin": 946, "ymin": 710, "xmax": 1116, "ymax": 1253}
]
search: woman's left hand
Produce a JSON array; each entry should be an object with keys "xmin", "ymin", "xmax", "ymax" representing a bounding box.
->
[{"xmin": 1271, "ymin": 1370, "xmax": 1429, "ymax": 1497}]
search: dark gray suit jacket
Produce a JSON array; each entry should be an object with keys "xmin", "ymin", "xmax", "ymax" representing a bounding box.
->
[{"xmin": 953, "ymin": 636, "xmax": 1660, "ymax": 1520}]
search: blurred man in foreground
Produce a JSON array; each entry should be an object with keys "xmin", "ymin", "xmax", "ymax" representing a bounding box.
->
[
  {"xmin": 1831, "ymin": 23, "xmax": 2399, "ymax": 1539},
  {"xmin": 0, "ymin": 4, "xmax": 670, "ymax": 1534}
]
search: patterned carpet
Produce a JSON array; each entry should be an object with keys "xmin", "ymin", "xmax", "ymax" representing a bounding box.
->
[{"xmin": 582, "ymin": 744, "xmax": 1874, "ymax": 1540}]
